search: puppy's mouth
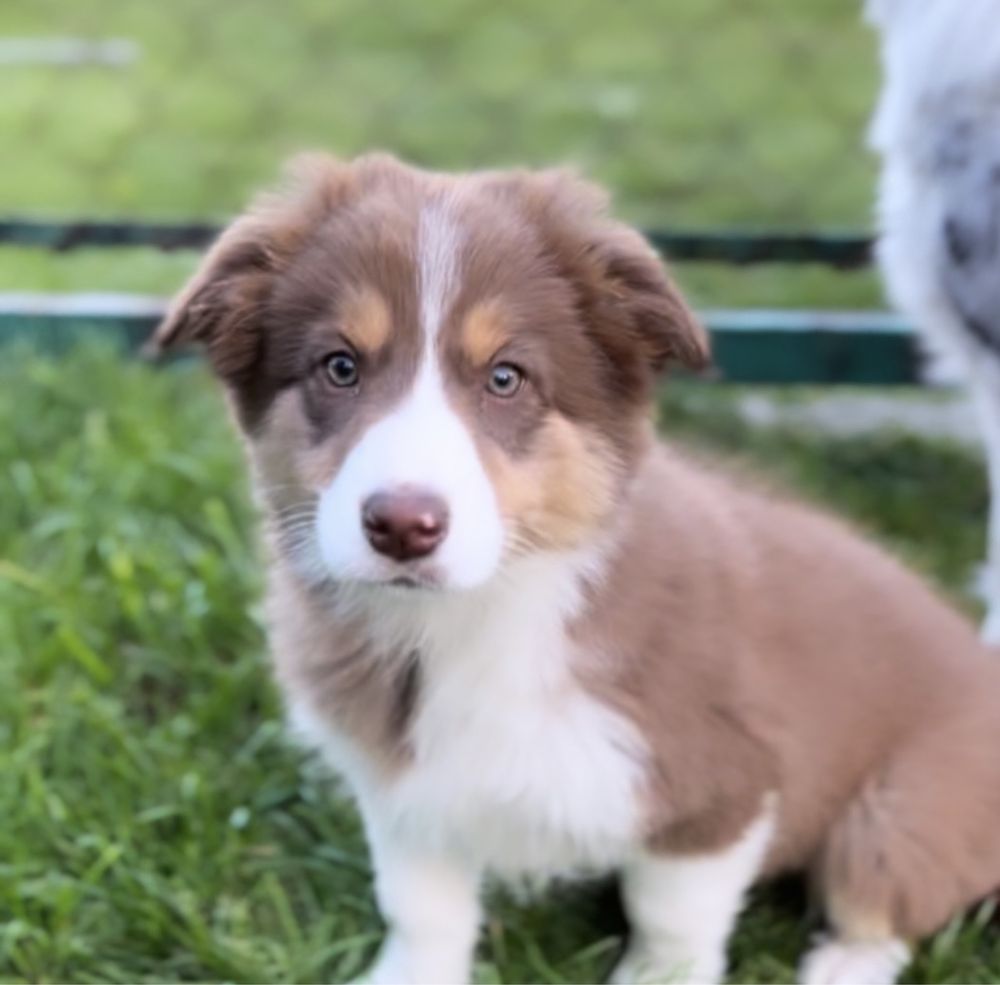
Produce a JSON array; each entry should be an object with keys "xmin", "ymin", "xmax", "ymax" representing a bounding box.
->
[
  {"xmin": 388, "ymin": 575, "xmax": 424, "ymax": 589},
  {"xmin": 369, "ymin": 563, "xmax": 445, "ymax": 591}
]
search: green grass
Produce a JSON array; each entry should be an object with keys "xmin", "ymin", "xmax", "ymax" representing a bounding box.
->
[
  {"xmin": 2, "ymin": 0, "xmax": 883, "ymax": 307},
  {"xmin": 1, "ymin": 343, "xmax": 996, "ymax": 984},
  {"xmin": 4, "ymin": 0, "xmax": 876, "ymax": 222}
]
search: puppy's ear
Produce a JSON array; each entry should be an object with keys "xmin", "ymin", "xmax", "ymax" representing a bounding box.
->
[
  {"xmin": 500, "ymin": 169, "xmax": 709, "ymax": 380},
  {"xmin": 145, "ymin": 215, "xmax": 273, "ymax": 380},
  {"xmin": 588, "ymin": 222, "xmax": 710, "ymax": 374},
  {"xmin": 146, "ymin": 153, "xmax": 358, "ymax": 382}
]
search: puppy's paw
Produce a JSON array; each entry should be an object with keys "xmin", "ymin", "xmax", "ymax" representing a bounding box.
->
[
  {"xmin": 350, "ymin": 937, "xmax": 471, "ymax": 985},
  {"xmin": 608, "ymin": 944, "xmax": 722, "ymax": 984},
  {"xmin": 798, "ymin": 936, "xmax": 909, "ymax": 985}
]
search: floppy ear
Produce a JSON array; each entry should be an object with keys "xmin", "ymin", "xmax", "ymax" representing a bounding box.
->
[
  {"xmin": 498, "ymin": 168, "xmax": 710, "ymax": 380},
  {"xmin": 145, "ymin": 216, "xmax": 276, "ymax": 381},
  {"xmin": 589, "ymin": 222, "xmax": 711, "ymax": 374},
  {"xmin": 146, "ymin": 152, "xmax": 358, "ymax": 382}
]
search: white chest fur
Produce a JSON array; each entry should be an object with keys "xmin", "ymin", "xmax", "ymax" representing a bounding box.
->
[{"xmin": 292, "ymin": 551, "xmax": 648, "ymax": 879}]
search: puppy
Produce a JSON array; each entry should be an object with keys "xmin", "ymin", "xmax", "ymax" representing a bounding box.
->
[{"xmin": 152, "ymin": 153, "xmax": 1000, "ymax": 985}]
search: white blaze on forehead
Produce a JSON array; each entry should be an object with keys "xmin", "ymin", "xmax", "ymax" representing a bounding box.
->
[
  {"xmin": 314, "ymin": 199, "xmax": 506, "ymax": 590},
  {"xmin": 418, "ymin": 199, "xmax": 463, "ymax": 343}
]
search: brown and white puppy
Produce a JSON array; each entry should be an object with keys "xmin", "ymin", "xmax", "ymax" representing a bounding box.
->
[{"xmin": 152, "ymin": 152, "xmax": 1000, "ymax": 985}]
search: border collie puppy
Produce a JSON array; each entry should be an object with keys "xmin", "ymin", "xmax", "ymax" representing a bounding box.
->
[
  {"xmin": 152, "ymin": 153, "xmax": 1000, "ymax": 985},
  {"xmin": 865, "ymin": 0, "xmax": 1000, "ymax": 642}
]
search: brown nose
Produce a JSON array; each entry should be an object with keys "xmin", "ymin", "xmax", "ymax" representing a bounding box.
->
[{"xmin": 361, "ymin": 489, "xmax": 449, "ymax": 562}]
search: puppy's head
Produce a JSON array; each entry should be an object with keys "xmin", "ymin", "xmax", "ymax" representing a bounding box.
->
[{"xmin": 152, "ymin": 153, "xmax": 708, "ymax": 591}]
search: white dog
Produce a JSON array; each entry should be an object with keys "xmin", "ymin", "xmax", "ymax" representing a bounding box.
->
[{"xmin": 866, "ymin": 0, "xmax": 1000, "ymax": 641}]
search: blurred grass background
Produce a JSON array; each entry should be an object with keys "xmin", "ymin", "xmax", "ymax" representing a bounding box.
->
[
  {"xmin": 4, "ymin": 1, "xmax": 996, "ymax": 983},
  {"xmin": 2, "ymin": 0, "xmax": 882, "ymax": 307}
]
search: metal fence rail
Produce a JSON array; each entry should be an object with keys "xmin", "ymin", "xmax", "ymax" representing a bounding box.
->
[
  {"xmin": 0, "ymin": 291, "xmax": 918, "ymax": 386},
  {"xmin": 1, "ymin": 216, "xmax": 907, "ymax": 385},
  {"xmin": 0, "ymin": 218, "xmax": 910, "ymax": 385}
]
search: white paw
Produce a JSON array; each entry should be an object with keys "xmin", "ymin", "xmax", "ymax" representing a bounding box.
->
[
  {"xmin": 798, "ymin": 937, "xmax": 909, "ymax": 985},
  {"xmin": 350, "ymin": 958, "xmax": 416, "ymax": 985},
  {"xmin": 352, "ymin": 937, "xmax": 471, "ymax": 985},
  {"xmin": 608, "ymin": 944, "xmax": 723, "ymax": 984}
]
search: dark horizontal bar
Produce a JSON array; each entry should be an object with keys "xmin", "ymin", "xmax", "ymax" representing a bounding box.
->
[
  {"xmin": 701, "ymin": 309, "xmax": 917, "ymax": 384},
  {"xmin": 646, "ymin": 229, "xmax": 873, "ymax": 269},
  {"xmin": 0, "ymin": 218, "xmax": 219, "ymax": 251},
  {"xmin": 0, "ymin": 217, "xmax": 875, "ymax": 266},
  {"xmin": 0, "ymin": 294, "xmax": 919, "ymax": 385}
]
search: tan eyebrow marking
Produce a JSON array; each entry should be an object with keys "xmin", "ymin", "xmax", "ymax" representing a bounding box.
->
[
  {"xmin": 341, "ymin": 285, "xmax": 392, "ymax": 353},
  {"xmin": 461, "ymin": 299, "xmax": 512, "ymax": 366}
]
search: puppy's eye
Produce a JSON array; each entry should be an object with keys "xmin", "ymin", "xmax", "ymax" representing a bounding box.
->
[
  {"xmin": 487, "ymin": 362, "xmax": 523, "ymax": 398},
  {"xmin": 325, "ymin": 351, "xmax": 359, "ymax": 387}
]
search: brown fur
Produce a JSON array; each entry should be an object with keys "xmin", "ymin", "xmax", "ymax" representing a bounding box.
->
[
  {"xmin": 155, "ymin": 152, "xmax": 1000, "ymax": 954},
  {"xmin": 266, "ymin": 560, "xmax": 420, "ymax": 772},
  {"xmin": 341, "ymin": 285, "xmax": 393, "ymax": 355},
  {"xmin": 461, "ymin": 300, "xmax": 511, "ymax": 366},
  {"xmin": 578, "ymin": 446, "xmax": 1000, "ymax": 940},
  {"xmin": 485, "ymin": 416, "xmax": 623, "ymax": 553}
]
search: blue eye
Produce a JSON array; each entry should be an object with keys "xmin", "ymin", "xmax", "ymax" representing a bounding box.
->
[
  {"xmin": 326, "ymin": 351, "xmax": 359, "ymax": 387},
  {"xmin": 487, "ymin": 362, "xmax": 523, "ymax": 397}
]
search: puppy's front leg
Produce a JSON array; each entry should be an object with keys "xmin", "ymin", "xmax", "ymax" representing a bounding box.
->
[
  {"xmin": 610, "ymin": 809, "xmax": 774, "ymax": 985},
  {"xmin": 361, "ymin": 823, "xmax": 482, "ymax": 985}
]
